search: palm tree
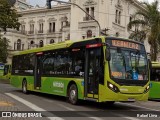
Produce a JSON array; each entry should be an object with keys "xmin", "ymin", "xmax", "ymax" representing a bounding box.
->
[{"xmin": 127, "ymin": 0, "xmax": 160, "ymax": 61}]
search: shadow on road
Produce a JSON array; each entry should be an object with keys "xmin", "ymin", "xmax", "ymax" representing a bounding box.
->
[{"xmin": 13, "ymin": 90, "xmax": 142, "ymax": 111}]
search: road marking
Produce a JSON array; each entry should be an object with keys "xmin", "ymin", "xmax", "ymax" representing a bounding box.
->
[
  {"xmin": 5, "ymin": 93, "xmax": 64, "ymax": 120},
  {"xmin": 117, "ymin": 102, "xmax": 160, "ymax": 111},
  {"xmin": 57, "ymin": 103, "xmax": 104, "ymax": 120}
]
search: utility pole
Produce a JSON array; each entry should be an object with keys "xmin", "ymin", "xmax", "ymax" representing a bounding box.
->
[{"xmin": 46, "ymin": 0, "xmax": 102, "ymax": 36}]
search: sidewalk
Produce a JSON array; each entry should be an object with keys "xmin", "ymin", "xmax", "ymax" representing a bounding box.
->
[
  {"xmin": 0, "ymin": 93, "xmax": 30, "ymax": 120},
  {"xmin": 0, "ymin": 79, "xmax": 10, "ymax": 84},
  {"xmin": 0, "ymin": 81, "xmax": 46, "ymax": 120}
]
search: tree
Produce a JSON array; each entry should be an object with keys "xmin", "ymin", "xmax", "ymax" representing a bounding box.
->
[
  {"xmin": 0, "ymin": 0, "xmax": 21, "ymax": 31},
  {"xmin": 0, "ymin": 0, "xmax": 21, "ymax": 63},
  {"xmin": 0, "ymin": 36, "xmax": 10, "ymax": 63},
  {"xmin": 127, "ymin": 1, "xmax": 160, "ymax": 61}
]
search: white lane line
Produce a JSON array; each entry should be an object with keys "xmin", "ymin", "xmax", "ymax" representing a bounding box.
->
[
  {"xmin": 5, "ymin": 93, "xmax": 64, "ymax": 120},
  {"xmin": 57, "ymin": 103, "xmax": 103, "ymax": 120},
  {"xmin": 117, "ymin": 102, "xmax": 160, "ymax": 111}
]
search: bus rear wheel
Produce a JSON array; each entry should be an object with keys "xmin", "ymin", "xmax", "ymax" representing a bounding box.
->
[
  {"xmin": 68, "ymin": 84, "xmax": 78, "ymax": 104},
  {"xmin": 22, "ymin": 80, "xmax": 28, "ymax": 94}
]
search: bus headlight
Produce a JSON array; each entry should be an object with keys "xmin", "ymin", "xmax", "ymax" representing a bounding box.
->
[
  {"xmin": 107, "ymin": 82, "xmax": 119, "ymax": 93},
  {"xmin": 144, "ymin": 85, "xmax": 150, "ymax": 93}
]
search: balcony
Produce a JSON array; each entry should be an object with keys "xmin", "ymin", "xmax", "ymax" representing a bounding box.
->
[
  {"xmin": 47, "ymin": 30, "xmax": 56, "ymax": 34},
  {"xmin": 21, "ymin": 31, "xmax": 27, "ymax": 35},
  {"xmin": 83, "ymin": 16, "xmax": 95, "ymax": 21},
  {"xmin": 28, "ymin": 31, "xmax": 34, "ymax": 34},
  {"xmin": 2, "ymin": 29, "xmax": 27, "ymax": 35},
  {"xmin": 38, "ymin": 30, "xmax": 44, "ymax": 34}
]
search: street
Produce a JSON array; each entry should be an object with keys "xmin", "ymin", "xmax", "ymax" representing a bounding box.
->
[{"xmin": 0, "ymin": 82, "xmax": 160, "ymax": 120}]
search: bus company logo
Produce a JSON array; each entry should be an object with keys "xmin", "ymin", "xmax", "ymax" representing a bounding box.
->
[
  {"xmin": 2, "ymin": 112, "xmax": 11, "ymax": 117},
  {"xmin": 53, "ymin": 82, "xmax": 64, "ymax": 88}
]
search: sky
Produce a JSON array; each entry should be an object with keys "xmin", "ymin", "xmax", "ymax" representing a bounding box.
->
[
  {"xmin": 28, "ymin": 0, "xmax": 155, "ymax": 7},
  {"xmin": 28, "ymin": 0, "xmax": 68, "ymax": 7}
]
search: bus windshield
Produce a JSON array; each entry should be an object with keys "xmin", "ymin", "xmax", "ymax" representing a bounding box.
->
[{"xmin": 109, "ymin": 48, "xmax": 148, "ymax": 81}]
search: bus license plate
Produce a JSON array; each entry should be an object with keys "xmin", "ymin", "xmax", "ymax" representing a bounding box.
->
[{"xmin": 128, "ymin": 98, "xmax": 135, "ymax": 101}]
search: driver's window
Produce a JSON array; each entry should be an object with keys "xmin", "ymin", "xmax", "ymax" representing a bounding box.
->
[{"xmin": 110, "ymin": 49, "xmax": 125, "ymax": 79}]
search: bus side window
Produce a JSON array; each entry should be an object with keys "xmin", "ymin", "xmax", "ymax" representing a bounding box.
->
[
  {"xmin": 155, "ymin": 70, "xmax": 160, "ymax": 81},
  {"xmin": 151, "ymin": 69, "xmax": 160, "ymax": 81},
  {"xmin": 71, "ymin": 48, "xmax": 85, "ymax": 76}
]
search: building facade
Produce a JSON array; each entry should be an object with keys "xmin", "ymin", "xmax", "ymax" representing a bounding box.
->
[{"xmin": 3, "ymin": 0, "xmax": 151, "ymax": 63}]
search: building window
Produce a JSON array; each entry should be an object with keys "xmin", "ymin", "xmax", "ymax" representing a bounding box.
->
[
  {"xmin": 115, "ymin": 10, "xmax": 121, "ymax": 24},
  {"xmin": 129, "ymin": 16, "xmax": 132, "ymax": 29},
  {"xmin": 50, "ymin": 39, "xmax": 55, "ymax": 44},
  {"xmin": 30, "ymin": 40, "xmax": 34, "ymax": 45},
  {"xmin": 118, "ymin": 11, "xmax": 121, "ymax": 24},
  {"xmin": 86, "ymin": 7, "xmax": 89, "ymax": 18},
  {"xmin": 84, "ymin": 7, "xmax": 95, "ymax": 21},
  {"xmin": 29, "ymin": 24, "xmax": 34, "ymax": 34},
  {"xmin": 14, "ymin": 42, "xmax": 16, "ymax": 50},
  {"xmin": 39, "ymin": 40, "xmax": 43, "ymax": 47},
  {"xmin": 17, "ymin": 39, "xmax": 21, "ymax": 50},
  {"xmin": 87, "ymin": 30, "xmax": 92, "ymax": 38},
  {"xmin": 21, "ymin": 25, "xmax": 25, "ymax": 34},
  {"xmin": 22, "ymin": 44, "xmax": 24, "ymax": 50},
  {"xmin": 91, "ymin": 7, "xmax": 94, "ymax": 18},
  {"xmin": 115, "ymin": 10, "xmax": 118, "ymax": 23},
  {"xmin": 28, "ymin": 41, "xmax": 35, "ymax": 49},
  {"xmin": 49, "ymin": 22, "xmax": 55, "ymax": 33},
  {"xmin": 39, "ymin": 23, "xmax": 43, "ymax": 33}
]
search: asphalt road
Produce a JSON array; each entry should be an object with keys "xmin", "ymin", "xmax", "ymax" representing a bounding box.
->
[{"xmin": 0, "ymin": 83, "xmax": 160, "ymax": 120}]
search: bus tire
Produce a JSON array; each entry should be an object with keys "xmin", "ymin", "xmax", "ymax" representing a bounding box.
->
[
  {"xmin": 22, "ymin": 80, "xmax": 28, "ymax": 94},
  {"xmin": 68, "ymin": 84, "xmax": 78, "ymax": 105}
]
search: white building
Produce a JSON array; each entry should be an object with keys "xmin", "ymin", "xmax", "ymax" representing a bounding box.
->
[{"xmin": 3, "ymin": 0, "xmax": 151, "ymax": 63}]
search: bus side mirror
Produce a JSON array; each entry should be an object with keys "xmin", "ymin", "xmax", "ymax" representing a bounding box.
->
[{"xmin": 105, "ymin": 47, "xmax": 111, "ymax": 61}]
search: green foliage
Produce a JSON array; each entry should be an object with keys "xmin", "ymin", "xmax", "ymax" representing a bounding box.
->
[
  {"xmin": 0, "ymin": 0, "xmax": 21, "ymax": 63},
  {"xmin": 0, "ymin": 35, "xmax": 10, "ymax": 63},
  {"xmin": 127, "ymin": 0, "xmax": 160, "ymax": 61},
  {"xmin": 0, "ymin": 0, "xmax": 21, "ymax": 31}
]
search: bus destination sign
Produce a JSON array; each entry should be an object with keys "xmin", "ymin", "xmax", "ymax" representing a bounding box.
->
[{"xmin": 112, "ymin": 40, "xmax": 140, "ymax": 50}]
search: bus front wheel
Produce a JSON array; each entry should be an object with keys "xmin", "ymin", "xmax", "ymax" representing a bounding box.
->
[
  {"xmin": 22, "ymin": 80, "xmax": 28, "ymax": 94},
  {"xmin": 68, "ymin": 84, "xmax": 78, "ymax": 104}
]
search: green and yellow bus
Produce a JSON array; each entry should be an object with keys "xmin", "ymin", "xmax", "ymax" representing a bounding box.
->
[
  {"xmin": 149, "ymin": 62, "xmax": 160, "ymax": 99},
  {"xmin": 0, "ymin": 63, "xmax": 4, "ymax": 77},
  {"xmin": 0, "ymin": 63, "xmax": 11, "ymax": 80},
  {"xmin": 2, "ymin": 64, "xmax": 11, "ymax": 80},
  {"xmin": 11, "ymin": 36, "xmax": 150, "ymax": 104}
]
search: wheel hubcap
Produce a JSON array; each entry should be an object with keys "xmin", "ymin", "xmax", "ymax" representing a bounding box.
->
[
  {"xmin": 23, "ymin": 83, "xmax": 26, "ymax": 92},
  {"xmin": 70, "ymin": 90, "xmax": 76, "ymax": 101}
]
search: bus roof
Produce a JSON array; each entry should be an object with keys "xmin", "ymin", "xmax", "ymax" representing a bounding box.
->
[
  {"xmin": 152, "ymin": 61, "xmax": 160, "ymax": 68},
  {"xmin": 12, "ymin": 36, "xmax": 144, "ymax": 56},
  {"xmin": 13, "ymin": 37, "xmax": 104, "ymax": 56}
]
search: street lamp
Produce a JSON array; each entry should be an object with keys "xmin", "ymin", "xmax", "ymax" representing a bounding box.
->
[{"xmin": 46, "ymin": 0, "xmax": 102, "ymax": 36}]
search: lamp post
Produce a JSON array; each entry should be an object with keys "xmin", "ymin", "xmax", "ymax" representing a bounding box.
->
[{"xmin": 47, "ymin": 0, "xmax": 102, "ymax": 36}]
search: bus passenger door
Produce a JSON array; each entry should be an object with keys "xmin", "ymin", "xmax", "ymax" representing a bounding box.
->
[
  {"xmin": 85, "ymin": 47, "xmax": 101, "ymax": 100},
  {"xmin": 34, "ymin": 54, "xmax": 42, "ymax": 89}
]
